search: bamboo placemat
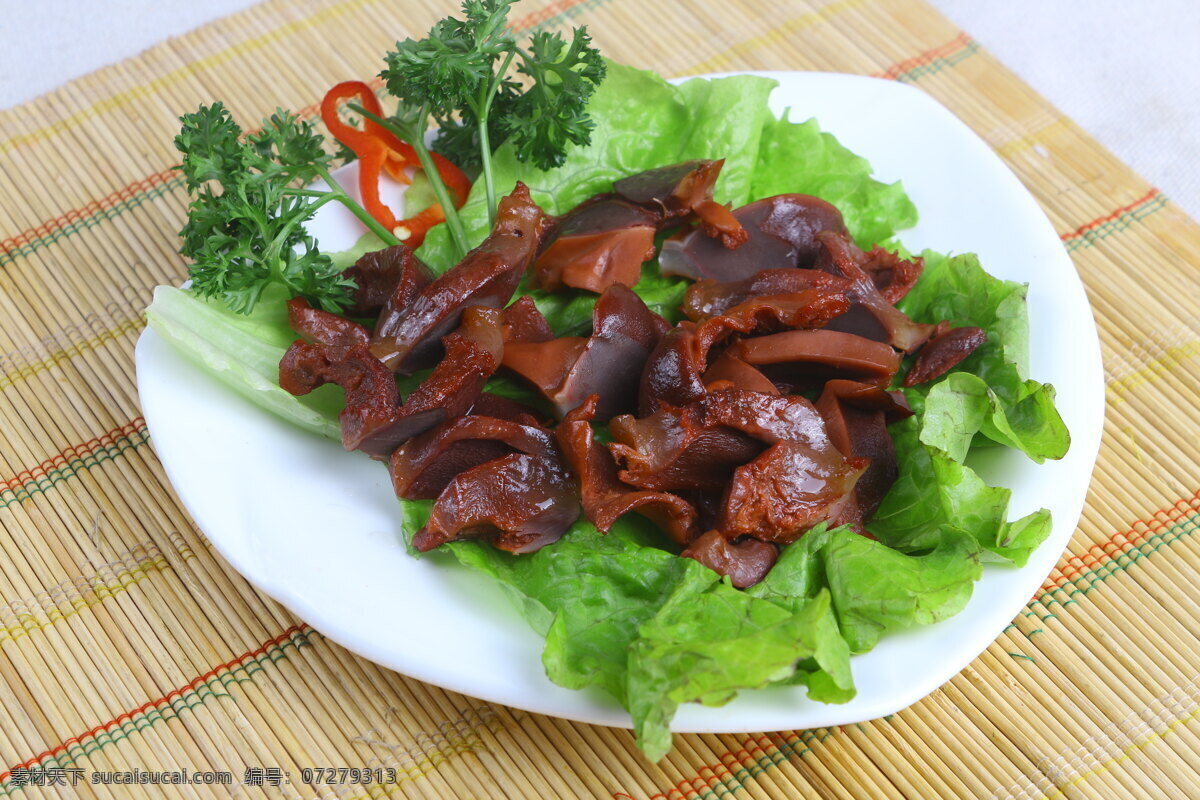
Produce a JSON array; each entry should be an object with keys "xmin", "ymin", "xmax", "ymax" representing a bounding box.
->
[{"xmin": 0, "ymin": 0, "xmax": 1197, "ymax": 797}]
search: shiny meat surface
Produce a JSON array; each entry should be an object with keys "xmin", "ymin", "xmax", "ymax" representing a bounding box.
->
[
  {"xmin": 680, "ymin": 530, "xmax": 778, "ymax": 588},
  {"xmin": 903, "ymin": 324, "xmax": 988, "ymax": 386},
  {"xmin": 503, "ymin": 284, "xmax": 669, "ymax": 420},
  {"xmin": 659, "ymin": 194, "xmax": 847, "ymax": 281},
  {"xmin": 533, "ymin": 197, "xmax": 658, "ymax": 293},
  {"xmin": 557, "ymin": 397, "xmax": 698, "ymax": 545},
  {"xmin": 390, "ymin": 414, "xmax": 559, "ymax": 500},
  {"xmin": 412, "ymin": 452, "xmax": 580, "ymax": 554},
  {"xmin": 370, "ymin": 183, "xmax": 547, "ymax": 373},
  {"xmin": 343, "ymin": 244, "xmax": 433, "ymax": 317}
]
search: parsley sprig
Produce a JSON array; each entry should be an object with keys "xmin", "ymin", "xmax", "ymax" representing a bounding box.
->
[
  {"xmin": 172, "ymin": 2, "xmax": 605, "ymax": 313},
  {"xmin": 361, "ymin": 0, "xmax": 605, "ymax": 241},
  {"xmin": 175, "ymin": 103, "xmax": 400, "ymax": 314}
]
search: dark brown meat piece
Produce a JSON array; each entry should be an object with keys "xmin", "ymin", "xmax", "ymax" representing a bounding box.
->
[
  {"xmin": 556, "ymin": 397, "xmax": 698, "ymax": 545},
  {"xmin": 719, "ymin": 442, "xmax": 867, "ymax": 543},
  {"xmin": 702, "ymin": 352, "xmax": 779, "ymax": 395},
  {"xmin": 612, "ymin": 160, "xmax": 724, "ymax": 218},
  {"xmin": 702, "ymin": 389, "xmax": 833, "ymax": 448},
  {"xmin": 280, "ymin": 306, "xmax": 505, "ymax": 458},
  {"xmin": 658, "ymin": 194, "xmax": 847, "ymax": 281},
  {"xmin": 903, "ymin": 324, "xmax": 987, "ymax": 386},
  {"xmin": 612, "ymin": 389, "xmax": 834, "ymax": 492},
  {"xmin": 860, "ymin": 246, "xmax": 924, "ymax": 305},
  {"xmin": 279, "ymin": 340, "xmax": 401, "ymax": 454},
  {"xmin": 532, "ymin": 197, "xmax": 658, "ymax": 293},
  {"xmin": 682, "ymin": 268, "xmax": 853, "ymax": 321},
  {"xmin": 411, "ymin": 452, "xmax": 580, "ymax": 554},
  {"xmin": 815, "ymin": 231, "xmax": 934, "ymax": 353},
  {"xmin": 370, "ymin": 183, "xmax": 548, "ymax": 374},
  {"xmin": 729, "ymin": 328, "xmax": 901, "ymax": 388},
  {"xmin": 287, "ymin": 297, "xmax": 369, "ymax": 348},
  {"xmin": 343, "ymin": 244, "xmax": 433, "ymax": 317},
  {"xmin": 639, "ymin": 289, "xmax": 848, "ymax": 415},
  {"xmin": 501, "ymin": 295, "xmax": 555, "ymax": 344},
  {"xmin": 390, "ymin": 415, "xmax": 559, "ymax": 500},
  {"xmin": 609, "ymin": 403, "xmax": 763, "ymax": 492},
  {"xmin": 467, "ymin": 392, "xmax": 545, "ymax": 427},
  {"xmin": 681, "ymin": 530, "xmax": 779, "ymax": 589},
  {"xmin": 360, "ymin": 306, "xmax": 504, "ymax": 455},
  {"xmin": 815, "ymin": 380, "xmax": 911, "ymax": 529},
  {"xmin": 613, "ymin": 388, "xmax": 866, "ymax": 544},
  {"xmin": 638, "ymin": 322, "xmax": 714, "ymax": 415},
  {"xmin": 502, "ymin": 284, "xmax": 670, "ymax": 421},
  {"xmin": 704, "ymin": 389, "xmax": 869, "ymax": 544},
  {"xmin": 611, "ymin": 159, "xmax": 746, "ymax": 247}
]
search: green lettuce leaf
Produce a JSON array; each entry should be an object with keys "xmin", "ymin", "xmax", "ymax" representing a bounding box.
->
[
  {"xmin": 424, "ymin": 515, "xmax": 853, "ymax": 762},
  {"xmin": 145, "ymin": 285, "xmax": 342, "ymax": 440},
  {"xmin": 753, "ymin": 524, "xmax": 982, "ymax": 653},
  {"xmin": 752, "ymin": 112, "xmax": 918, "ymax": 248},
  {"xmin": 899, "ymin": 251, "xmax": 1070, "ymax": 463},
  {"xmin": 628, "ymin": 582, "xmax": 848, "ymax": 760},
  {"xmin": 868, "ymin": 416, "xmax": 1053, "ymax": 565}
]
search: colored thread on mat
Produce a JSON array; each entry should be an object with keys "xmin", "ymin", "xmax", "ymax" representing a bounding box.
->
[
  {"xmin": 994, "ymin": 117, "xmax": 1070, "ymax": 159},
  {"xmin": 1060, "ymin": 188, "xmax": 1166, "ymax": 251},
  {"xmin": 0, "ymin": 626, "xmax": 315, "ymax": 790},
  {"xmin": 635, "ymin": 731, "xmax": 831, "ymax": 800},
  {"xmin": 1106, "ymin": 341, "xmax": 1200, "ymax": 403},
  {"xmin": 872, "ymin": 32, "xmax": 978, "ymax": 82},
  {"xmin": 0, "ymin": 317, "xmax": 145, "ymax": 392},
  {"xmin": 687, "ymin": 0, "xmax": 868, "ymax": 74},
  {"xmin": 0, "ymin": 172, "xmax": 180, "ymax": 267},
  {"xmin": 0, "ymin": 540, "xmax": 191, "ymax": 645},
  {"xmin": 0, "ymin": 419, "xmax": 149, "ymax": 510},
  {"xmin": 987, "ymin": 676, "xmax": 1200, "ymax": 800}
]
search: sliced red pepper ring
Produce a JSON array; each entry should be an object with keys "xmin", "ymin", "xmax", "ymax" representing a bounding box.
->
[{"xmin": 320, "ymin": 80, "xmax": 472, "ymax": 247}]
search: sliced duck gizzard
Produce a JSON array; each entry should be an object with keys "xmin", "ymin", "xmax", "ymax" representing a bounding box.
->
[
  {"xmin": 370, "ymin": 182, "xmax": 548, "ymax": 374},
  {"xmin": 659, "ymin": 193, "xmax": 847, "ymax": 282},
  {"xmin": 502, "ymin": 284, "xmax": 669, "ymax": 421},
  {"xmin": 557, "ymin": 396, "xmax": 699, "ymax": 545}
]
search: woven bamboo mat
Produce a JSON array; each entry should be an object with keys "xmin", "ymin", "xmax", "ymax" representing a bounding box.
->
[{"xmin": 0, "ymin": 0, "xmax": 1197, "ymax": 797}]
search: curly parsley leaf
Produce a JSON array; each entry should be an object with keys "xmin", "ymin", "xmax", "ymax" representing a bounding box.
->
[
  {"xmin": 379, "ymin": 0, "xmax": 605, "ymax": 222},
  {"xmin": 506, "ymin": 27, "xmax": 606, "ymax": 170},
  {"xmin": 174, "ymin": 104, "xmax": 361, "ymax": 314}
]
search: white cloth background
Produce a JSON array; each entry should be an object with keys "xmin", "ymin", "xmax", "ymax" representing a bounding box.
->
[{"xmin": 2, "ymin": 0, "xmax": 1197, "ymax": 219}]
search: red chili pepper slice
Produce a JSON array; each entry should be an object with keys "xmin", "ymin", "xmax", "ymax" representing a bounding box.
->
[{"xmin": 320, "ymin": 81, "xmax": 472, "ymax": 247}]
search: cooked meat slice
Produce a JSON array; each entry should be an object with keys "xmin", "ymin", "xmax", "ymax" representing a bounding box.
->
[
  {"xmin": 557, "ymin": 396, "xmax": 698, "ymax": 545},
  {"xmin": 815, "ymin": 231, "xmax": 934, "ymax": 353},
  {"xmin": 503, "ymin": 284, "xmax": 669, "ymax": 421},
  {"xmin": 681, "ymin": 530, "xmax": 778, "ymax": 588},
  {"xmin": 370, "ymin": 182, "xmax": 548, "ymax": 374},
  {"xmin": 280, "ymin": 306, "xmax": 504, "ymax": 458},
  {"xmin": 659, "ymin": 193, "xmax": 846, "ymax": 281},
  {"xmin": 343, "ymin": 244, "xmax": 433, "ymax": 317},
  {"xmin": 411, "ymin": 452, "xmax": 580, "ymax": 554},
  {"xmin": 903, "ymin": 323, "xmax": 987, "ymax": 386},
  {"xmin": 532, "ymin": 197, "xmax": 658, "ymax": 293}
]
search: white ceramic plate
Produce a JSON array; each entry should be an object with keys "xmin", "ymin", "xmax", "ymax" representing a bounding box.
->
[{"xmin": 136, "ymin": 71, "xmax": 1104, "ymax": 733}]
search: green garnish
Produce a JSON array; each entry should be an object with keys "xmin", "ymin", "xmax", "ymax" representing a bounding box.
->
[
  {"xmin": 363, "ymin": 0, "xmax": 605, "ymax": 247},
  {"xmin": 174, "ymin": 103, "xmax": 400, "ymax": 314}
]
